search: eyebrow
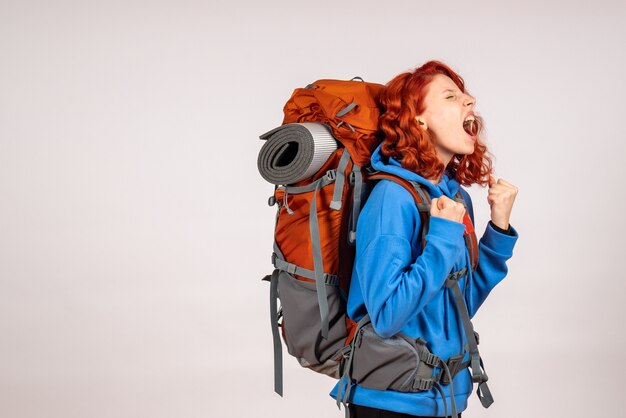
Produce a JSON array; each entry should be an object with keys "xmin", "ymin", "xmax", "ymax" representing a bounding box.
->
[{"xmin": 441, "ymin": 89, "xmax": 460, "ymax": 94}]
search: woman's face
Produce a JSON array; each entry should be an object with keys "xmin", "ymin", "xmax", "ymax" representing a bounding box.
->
[{"xmin": 415, "ymin": 74, "xmax": 477, "ymax": 165}]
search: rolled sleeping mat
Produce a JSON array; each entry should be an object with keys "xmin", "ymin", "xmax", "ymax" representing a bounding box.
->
[{"xmin": 257, "ymin": 122, "xmax": 338, "ymax": 185}]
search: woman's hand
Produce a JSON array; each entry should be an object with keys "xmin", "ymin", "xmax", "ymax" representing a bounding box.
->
[
  {"xmin": 488, "ymin": 175, "xmax": 518, "ymax": 230},
  {"xmin": 430, "ymin": 195, "xmax": 466, "ymax": 224}
]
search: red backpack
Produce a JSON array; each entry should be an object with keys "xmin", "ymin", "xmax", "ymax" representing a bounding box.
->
[{"xmin": 258, "ymin": 78, "xmax": 481, "ymax": 405}]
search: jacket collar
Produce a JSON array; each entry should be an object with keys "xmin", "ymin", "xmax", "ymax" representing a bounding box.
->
[{"xmin": 370, "ymin": 143, "xmax": 460, "ymax": 199}]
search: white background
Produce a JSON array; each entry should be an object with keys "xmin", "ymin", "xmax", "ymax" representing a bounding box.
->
[{"xmin": 1, "ymin": 0, "xmax": 624, "ymax": 417}]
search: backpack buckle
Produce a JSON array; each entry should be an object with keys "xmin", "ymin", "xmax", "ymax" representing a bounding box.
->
[
  {"xmin": 472, "ymin": 372, "xmax": 489, "ymax": 384},
  {"xmin": 420, "ymin": 351, "xmax": 441, "ymax": 367},
  {"xmin": 413, "ymin": 377, "xmax": 435, "ymax": 391},
  {"xmin": 326, "ymin": 169, "xmax": 337, "ymax": 181},
  {"xmin": 364, "ymin": 166, "xmax": 379, "ymax": 175}
]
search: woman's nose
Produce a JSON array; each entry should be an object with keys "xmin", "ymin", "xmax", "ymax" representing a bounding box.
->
[{"xmin": 463, "ymin": 94, "xmax": 475, "ymax": 108}]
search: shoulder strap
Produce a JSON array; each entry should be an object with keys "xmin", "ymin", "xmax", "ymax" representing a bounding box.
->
[
  {"xmin": 453, "ymin": 190, "xmax": 479, "ymax": 271},
  {"xmin": 366, "ymin": 172, "xmax": 431, "ymax": 251}
]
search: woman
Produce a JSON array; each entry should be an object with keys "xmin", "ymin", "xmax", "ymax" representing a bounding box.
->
[{"xmin": 330, "ymin": 60, "xmax": 519, "ymax": 417}]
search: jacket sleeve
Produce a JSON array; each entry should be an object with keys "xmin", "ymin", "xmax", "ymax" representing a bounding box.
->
[
  {"xmin": 459, "ymin": 188, "xmax": 519, "ymax": 318},
  {"xmin": 354, "ymin": 181, "xmax": 467, "ymax": 338}
]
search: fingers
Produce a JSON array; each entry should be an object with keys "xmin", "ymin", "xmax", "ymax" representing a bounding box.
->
[
  {"xmin": 497, "ymin": 178, "xmax": 514, "ymax": 187},
  {"xmin": 433, "ymin": 196, "xmax": 465, "ymax": 222}
]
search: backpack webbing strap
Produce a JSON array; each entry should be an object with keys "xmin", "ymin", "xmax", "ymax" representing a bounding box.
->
[
  {"xmin": 453, "ymin": 190, "xmax": 479, "ymax": 271},
  {"xmin": 336, "ymin": 314, "xmax": 372, "ymax": 412},
  {"xmin": 336, "ymin": 102, "xmax": 357, "ymax": 117},
  {"xmin": 271, "ymin": 254, "xmax": 340, "ymax": 286},
  {"xmin": 348, "ymin": 164, "xmax": 362, "ymax": 244},
  {"xmin": 310, "ymin": 176, "xmax": 331, "ymax": 339},
  {"xmin": 408, "ymin": 181, "xmax": 432, "ymax": 251},
  {"xmin": 268, "ymin": 269, "xmax": 283, "ymax": 396},
  {"xmin": 433, "ymin": 359, "xmax": 459, "ymax": 418},
  {"xmin": 336, "ymin": 309, "xmax": 466, "ymax": 418},
  {"xmin": 363, "ymin": 173, "xmax": 431, "ymax": 247},
  {"xmin": 311, "ymin": 149, "xmax": 351, "ymax": 339},
  {"xmin": 330, "ymin": 149, "xmax": 351, "ymax": 210},
  {"xmin": 282, "ymin": 171, "xmax": 337, "ymax": 195},
  {"xmin": 336, "ymin": 104, "xmax": 359, "ymax": 132},
  {"xmin": 445, "ymin": 272, "xmax": 494, "ymax": 408}
]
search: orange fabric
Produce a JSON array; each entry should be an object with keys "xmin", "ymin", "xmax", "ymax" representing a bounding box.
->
[
  {"xmin": 282, "ymin": 79, "xmax": 384, "ymax": 167},
  {"xmin": 462, "ymin": 212, "xmax": 475, "ymax": 235},
  {"xmin": 274, "ymin": 149, "xmax": 354, "ymax": 283},
  {"xmin": 343, "ymin": 317, "xmax": 358, "ymax": 347}
]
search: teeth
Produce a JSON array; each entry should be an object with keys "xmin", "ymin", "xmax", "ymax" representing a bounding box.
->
[{"xmin": 464, "ymin": 115, "xmax": 475, "ymax": 123}]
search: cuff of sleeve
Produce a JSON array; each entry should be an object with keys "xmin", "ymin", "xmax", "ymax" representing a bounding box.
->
[
  {"xmin": 489, "ymin": 221, "xmax": 512, "ymax": 235},
  {"xmin": 482, "ymin": 221, "xmax": 518, "ymax": 256},
  {"xmin": 427, "ymin": 216, "xmax": 467, "ymax": 244}
]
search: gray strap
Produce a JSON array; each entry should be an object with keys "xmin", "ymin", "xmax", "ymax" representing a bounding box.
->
[
  {"xmin": 432, "ymin": 383, "xmax": 449, "ymax": 418},
  {"xmin": 272, "ymin": 255, "xmax": 339, "ymax": 286},
  {"xmin": 283, "ymin": 173, "xmax": 336, "ymax": 194},
  {"xmin": 310, "ymin": 178, "xmax": 330, "ymax": 339},
  {"xmin": 336, "ymin": 314, "xmax": 371, "ymax": 411},
  {"xmin": 336, "ymin": 103, "xmax": 357, "ymax": 117},
  {"xmin": 349, "ymin": 165, "xmax": 362, "ymax": 244},
  {"xmin": 336, "ymin": 120, "xmax": 356, "ymax": 132},
  {"xmin": 282, "ymin": 187, "xmax": 294, "ymax": 215},
  {"xmin": 413, "ymin": 343, "xmax": 438, "ymax": 391},
  {"xmin": 409, "ymin": 182, "xmax": 431, "ymax": 242},
  {"xmin": 269, "ymin": 269, "xmax": 283, "ymax": 396},
  {"xmin": 445, "ymin": 272, "xmax": 494, "ymax": 408},
  {"xmin": 476, "ymin": 357, "xmax": 494, "ymax": 408},
  {"xmin": 440, "ymin": 361, "xmax": 459, "ymax": 418},
  {"xmin": 410, "ymin": 181, "xmax": 432, "ymax": 212},
  {"xmin": 455, "ymin": 190, "xmax": 479, "ymax": 272},
  {"xmin": 336, "ymin": 354, "xmax": 355, "ymax": 409},
  {"xmin": 330, "ymin": 150, "xmax": 351, "ymax": 210}
]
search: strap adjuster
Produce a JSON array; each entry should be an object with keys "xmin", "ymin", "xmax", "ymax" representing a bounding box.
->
[
  {"xmin": 364, "ymin": 165, "xmax": 379, "ymax": 175},
  {"xmin": 326, "ymin": 169, "xmax": 337, "ymax": 181},
  {"xmin": 323, "ymin": 274, "xmax": 340, "ymax": 286},
  {"xmin": 472, "ymin": 372, "xmax": 489, "ymax": 383},
  {"xmin": 445, "ymin": 267, "xmax": 468, "ymax": 287},
  {"xmin": 413, "ymin": 377, "xmax": 435, "ymax": 391},
  {"xmin": 420, "ymin": 351, "xmax": 441, "ymax": 367}
]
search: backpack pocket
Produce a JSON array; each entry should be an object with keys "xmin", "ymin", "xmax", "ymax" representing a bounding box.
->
[
  {"xmin": 277, "ymin": 270, "xmax": 348, "ymax": 377},
  {"xmin": 350, "ymin": 323, "xmax": 426, "ymax": 392}
]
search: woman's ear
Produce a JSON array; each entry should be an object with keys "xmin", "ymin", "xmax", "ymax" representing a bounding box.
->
[{"xmin": 415, "ymin": 115, "xmax": 427, "ymax": 130}]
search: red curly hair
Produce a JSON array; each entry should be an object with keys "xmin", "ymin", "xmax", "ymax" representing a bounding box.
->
[{"xmin": 379, "ymin": 60, "xmax": 493, "ymax": 187}]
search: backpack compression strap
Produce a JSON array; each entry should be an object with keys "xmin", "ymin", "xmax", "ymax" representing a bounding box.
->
[
  {"xmin": 445, "ymin": 269, "xmax": 494, "ymax": 408},
  {"xmin": 265, "ymin": 149, "xmax": 352, "ymax": 397}
]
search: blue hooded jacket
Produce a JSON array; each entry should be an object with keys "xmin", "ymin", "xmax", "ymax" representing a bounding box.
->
[{"xmin": 329, "ymin": 143, "xmax": 519, "ymax": 416}]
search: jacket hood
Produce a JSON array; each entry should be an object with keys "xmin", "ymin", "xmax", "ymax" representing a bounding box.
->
[{"xmin": 369, "ymin": 143, "xmax": 460, "ymax": 199}]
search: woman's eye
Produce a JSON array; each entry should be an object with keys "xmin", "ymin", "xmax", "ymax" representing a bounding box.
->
[{"xmin": 447, "ymin": 95, "xmax": 455, "ymax": 99}]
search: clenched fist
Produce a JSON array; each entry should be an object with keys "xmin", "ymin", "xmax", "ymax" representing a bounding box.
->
[
  {"xmin": 488, "ymin": 176, "xmax": 518, "ymax": 230},
  {"xmin": 430, "ymin": 195, "xmax": 466, "ymax": 224}
]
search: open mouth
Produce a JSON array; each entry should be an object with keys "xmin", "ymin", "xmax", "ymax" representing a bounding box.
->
[{"xmin": 463, "ymin": 119, "xmax": 478, "ymax": 136}]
